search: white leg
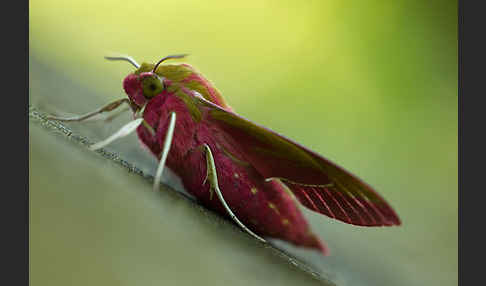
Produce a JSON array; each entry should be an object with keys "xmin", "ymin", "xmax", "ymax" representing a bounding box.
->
[
  {"xmin": 47, "ymin": 98, "xmax": 131, "ymax": 122},
  {"xmin": 153, "ymin": 112, "xmax": 177, "ymax": 192},
  {"xmin": 202, "ymin": 144, "xmax": 266, "ymax": 243},
  {"xmin": 89, "ymin": 118, "xmax": 144, "ymax": 151},
  {"xmin": 74, "ymin": 101, "xmax": 152, "ymax": 151},
  {"xmin": 102, "ymin": 106, "xmax": 131, "ymax": 123}
]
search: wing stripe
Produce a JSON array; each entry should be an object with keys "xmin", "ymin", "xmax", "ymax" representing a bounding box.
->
[
  {"xmin": 307, "ymin": 187, "xmax": 336, "ymax": 219},
  {"xmin": 320, "ymin": 186, "xmax": 352, "ymax": 224},
  {"xmin": 351, "ymin": 188, "xmax": 390, "ymax": 225},
  {"xmin": 375, "ymin": 202, "xmax": 401, "ymax": 226},
  {"xmin": 341, "ymin": 190, "xmax": 376, "ymax": 225},
  {"xmin": 294, "ymin": 187, "xmax": 320, "ymax": 213},
  {"xmin": 333, "ymin": 189, "xmax": 365, "ymax": 225},
  {"xmin": 331, "ymin": 175, "xmax": 398, "ymax": 225},
  {"xmin": 288, "ymin": 183, "xmax": 353, "ymax": 224},
  {"xmin": 287, "ymin": 183, "xmax": 398, "ymax": 226}
]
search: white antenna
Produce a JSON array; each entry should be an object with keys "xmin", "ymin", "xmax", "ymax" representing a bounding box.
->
[{"xmin": 104, "ymin": 55, "xmax": 140, "ymax": 69}]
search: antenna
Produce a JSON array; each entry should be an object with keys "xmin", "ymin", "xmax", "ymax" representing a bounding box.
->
[
  {"xmin": 104, "ymin": 55, "xmax": 140, "ymax": 69},
  {"xmin": 152, "ymin": 54, "xmax": 189, "ymax": 72}
]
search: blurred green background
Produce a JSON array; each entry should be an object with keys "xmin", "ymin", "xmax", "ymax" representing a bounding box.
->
[{"xmin": 29, "ymin": 0, "xmax": 457, "ymax": 286}]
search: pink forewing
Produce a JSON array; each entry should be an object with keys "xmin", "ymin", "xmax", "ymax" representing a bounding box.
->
[{"xmin": 193, "ymin": 97, "xmax": 401, "ymax": 227}]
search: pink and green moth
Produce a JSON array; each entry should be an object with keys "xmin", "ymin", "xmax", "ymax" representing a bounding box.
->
[{"xmin": 49, "ymin": 55, "xmax": 401, "ymax": 255}]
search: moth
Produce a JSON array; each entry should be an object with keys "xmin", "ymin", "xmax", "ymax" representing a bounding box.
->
[{"xmin": 49, "ymin": 55, "xmax": 401, "ymax": 255}]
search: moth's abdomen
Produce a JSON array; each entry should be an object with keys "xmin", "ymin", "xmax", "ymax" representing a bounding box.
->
[{"xmin": 178, "ymin": 139, "xmax": 326, "ymax": 253}]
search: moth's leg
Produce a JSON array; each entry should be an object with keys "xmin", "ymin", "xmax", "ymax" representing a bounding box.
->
[
  {"xmin": 89, "ymin": 118, "xmax": 144, "ymax": 151},
  {"xmin": 88, "ymin": 102, "xmax": 155, "ymax": 151},
  {"xmin": 201, "ymin": 144, "xmax": 267, "ymax": 243},
  {"xmin": 102, "ymin": 106, "xmax": 131, "ymax": 123},
  {"xmin": 153, "ymin": 112, "xmax": 177, "ymax": 192},
  {"xmin": 47, "ymin": 98, "xmax": 132, "ymax": 122}
]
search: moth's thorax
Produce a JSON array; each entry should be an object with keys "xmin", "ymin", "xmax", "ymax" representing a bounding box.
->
[{"xmin": 133, "ymin": 62, "xmax": 233, "ymax": 111}]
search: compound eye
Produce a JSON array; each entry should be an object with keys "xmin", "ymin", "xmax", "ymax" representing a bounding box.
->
[{"xmin": 142, "ymin": 75, "xmax": 164, "ymax": 99}]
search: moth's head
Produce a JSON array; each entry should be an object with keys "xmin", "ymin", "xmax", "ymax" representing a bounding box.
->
[
  {"xmin": 105, "ymin": 54, "xmax": 188, "ymax": 108},
  {"xmin": 122, "ymin": 72, "xmax": 164, "ymax": 107}
]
